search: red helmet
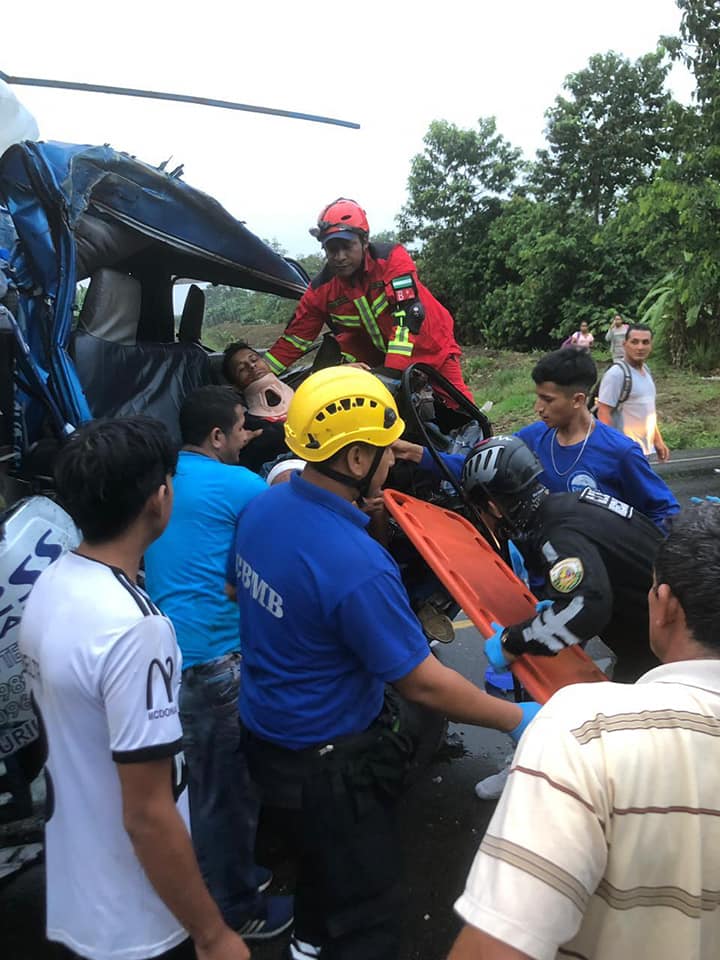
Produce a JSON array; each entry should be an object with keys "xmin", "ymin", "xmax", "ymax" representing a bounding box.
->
[{"xmin": 309, "ymin": 198, "xmax": 370, "ymax": 243}]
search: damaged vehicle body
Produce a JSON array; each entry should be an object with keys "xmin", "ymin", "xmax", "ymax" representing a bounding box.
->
[
  {"xmin": 0, "ymin": 139, "xmax": 494, "ymax": 860},
  {"xmin": 0, "ymin": 140, "xmax": 310, "ymax": 844}
]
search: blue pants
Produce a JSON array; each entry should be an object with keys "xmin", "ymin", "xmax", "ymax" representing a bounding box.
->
[{"xmin": 180, "ymin": 652, "xmax": 262, "ymax": 926}]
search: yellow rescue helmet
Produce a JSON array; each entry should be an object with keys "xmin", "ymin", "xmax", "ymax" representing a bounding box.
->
[{"xmin": 284, "ymin": 366, "xmax": 405, "ymax": 462}]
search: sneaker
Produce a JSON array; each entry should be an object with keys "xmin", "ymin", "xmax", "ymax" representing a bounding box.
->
[
  {"xmin": 256, "ymin": 866, "xmax": 273, "ymax": 893},
  {"xmin": 236, "ymin": 894, "xmax": 294, "ymax": 941},
  {"xmin": 417, "ymin": 602, "xmax": 455, "ymax": 644},
  {"xmin": 286, "ymin": 935, "xmax": 322, "ymax": 958},
  {"xmin": 474, "ymin": 755, "xmax": 513, "ymax": 801}
]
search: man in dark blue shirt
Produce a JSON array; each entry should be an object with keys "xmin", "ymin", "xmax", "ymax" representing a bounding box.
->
[{"xmin": 228, "ymin": 367, "xmax": 539, "ymax": 960}]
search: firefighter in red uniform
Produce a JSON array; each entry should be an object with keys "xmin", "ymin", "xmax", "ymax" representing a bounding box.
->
[{"xmin": 265, "ymin": 198, "xmax": 473, "ymax": 401}]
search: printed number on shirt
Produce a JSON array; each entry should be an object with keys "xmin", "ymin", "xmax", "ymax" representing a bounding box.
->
[{"xmin": 579, "ymin": 487, "xmax": 634, "ymax": 519}]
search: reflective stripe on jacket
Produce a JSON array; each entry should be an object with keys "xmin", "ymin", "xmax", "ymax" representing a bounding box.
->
[{"xmin": 265, "ymin": 242, "xmax": 461, "ymax": 374}]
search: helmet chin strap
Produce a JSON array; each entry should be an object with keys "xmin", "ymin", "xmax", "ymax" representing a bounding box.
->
[{"xmin": 314, "ymin": 446, "xmax": 385, "ymax": 502}]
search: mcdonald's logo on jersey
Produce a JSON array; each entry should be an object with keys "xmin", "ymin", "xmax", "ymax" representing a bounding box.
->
[{"xmin": 146, "ymin": 657, "xmax": 177, "ymax": 719}]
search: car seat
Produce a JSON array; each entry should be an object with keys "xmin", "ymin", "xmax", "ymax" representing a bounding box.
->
[{"xmin": 70, "ymin": 269, "xmax": 212, "ymax": 443}]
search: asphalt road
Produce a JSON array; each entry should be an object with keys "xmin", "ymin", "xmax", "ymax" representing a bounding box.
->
[{"xmin": 2, "ymin": 458, "xmax": 719, "ymax": 960}]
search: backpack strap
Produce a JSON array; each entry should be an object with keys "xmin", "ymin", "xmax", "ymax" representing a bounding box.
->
[
  {"xmin": 587, "ymin": 360, "xmax": 632, "ymax": 415},
  {"xmin": 615, "ymin": 361, "xmax": 632, "ymax": 405}
]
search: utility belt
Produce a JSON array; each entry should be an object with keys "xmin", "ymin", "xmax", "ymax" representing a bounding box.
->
[
  {"xmin": 242, "ymin": 689, "xmax": 419, "ymax": 810},
  {"xmin": 310, "ymin": 698, "xmax": 415, "ymax": 807}
]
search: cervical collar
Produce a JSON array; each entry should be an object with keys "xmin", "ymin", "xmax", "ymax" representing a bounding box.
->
[{"xmin": 243, "ymin": 373, "xmax": 294, "ymax": 421}]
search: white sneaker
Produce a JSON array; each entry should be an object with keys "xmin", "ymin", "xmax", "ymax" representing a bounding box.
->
[
  {"xmin": 288, "ymin": 936, "xmax": 322, "ymax": 958},
  {"xmin": 474, "ymin": 756, "xmax": 513, "ymax": 800}
]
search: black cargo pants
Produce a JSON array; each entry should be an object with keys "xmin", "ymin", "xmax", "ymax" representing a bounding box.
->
[{"xmin": 244, "ymin": 697, "xmax": 420, "ymax": 960}]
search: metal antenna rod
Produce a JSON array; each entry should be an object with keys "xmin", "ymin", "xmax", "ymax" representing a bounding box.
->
[{"xmin": 0, "ymin": 70, "xmax": 361, "ymax": 130}]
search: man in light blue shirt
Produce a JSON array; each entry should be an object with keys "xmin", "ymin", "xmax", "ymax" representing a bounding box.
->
[{"xmin": 145, "ymin": 385, "xmax": 292, "ymax": 942}]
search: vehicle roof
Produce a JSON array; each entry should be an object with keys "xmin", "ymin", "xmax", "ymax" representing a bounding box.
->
[{"xmin": 0, "ymin": 140, "xmax": 309, "ymax": 297}]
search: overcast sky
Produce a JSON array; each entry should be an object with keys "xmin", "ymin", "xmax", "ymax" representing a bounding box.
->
[{"xmin": 8, "ymin": 0, "xmax": 693, "ymax": 256}]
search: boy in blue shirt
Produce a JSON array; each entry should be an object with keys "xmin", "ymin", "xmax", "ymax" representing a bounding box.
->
[
  {"xmin": 517, "ymin": 349, "xmax": 678, "ymax": 530},
  {"xmin": 396, "ymin": 350, "xmax": 678, "ymax": 532}
]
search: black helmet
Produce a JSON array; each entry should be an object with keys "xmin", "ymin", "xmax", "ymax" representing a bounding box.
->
[{"xmin": 462, "ymin": 436, "xmax": 546, "ymax": 537}]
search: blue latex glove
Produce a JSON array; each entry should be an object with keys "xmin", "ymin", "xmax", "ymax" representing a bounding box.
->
[
  {"xmin": 484, "ymin": 621, "xmax": 511, "ymax": 673},
  {"xmin": 509, "ymin": 701, "xmax": 542, "ymax": 743},
  {"xmin": 535, "ymin": 599, "xmax": 553, "ymax": 614}
]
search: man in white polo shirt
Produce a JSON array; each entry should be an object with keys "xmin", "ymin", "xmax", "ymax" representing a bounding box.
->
[
  {"xmin": 20, "ymin": 417, "xmax": 248, "ymax": 960},
  {"xmin": 449, "ymin": 503, "xmax": 720, "ymax": 960}
]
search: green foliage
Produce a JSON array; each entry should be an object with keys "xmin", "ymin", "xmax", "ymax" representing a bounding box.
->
[
  {"xmin": 203, "ymin": 284, "xmax": 295, "ymax": 328},
  {"xmin": 398, "ymin": 118, "xmax": 527, "ymax": 345},
  {"xmin": 202, "ymin": 244, "xmax": 319, "ymax": 330},
  {"xmin": 533, "ymin": 50, "xmax": 674, "ymax": 224},
  {"xmin": 478, "ymin": 198, "xmax": 610, "ymax": 346},
  {"xmin": 395, "ymin": 17, "xmax": 720, "ymax": 364},
  {"xmin": 668, "ymin": 0, "xmax": 720, "ymax": 140},
  {"xmin": 371, "ymin": 228, "xmax": 400, "ymax": 245},
  {"xmin": 398, "ymin": 117, "xmax": 523, "ymax": 242},
  {"xmin": 624, "ymin": 0, "xmax": 720, "ymax": 368}
]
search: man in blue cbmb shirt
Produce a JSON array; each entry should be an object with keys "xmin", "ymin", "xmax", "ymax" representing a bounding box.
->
[{"xmin": 229, "ymin": 367, "xmax": 541, "ymax": 960}]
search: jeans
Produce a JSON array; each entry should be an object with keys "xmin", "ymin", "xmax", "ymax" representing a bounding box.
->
[{"xmin": 180, "ymin": 652, "xmax": 262, "ymax": 926}]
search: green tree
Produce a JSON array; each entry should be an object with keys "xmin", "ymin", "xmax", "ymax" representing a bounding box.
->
[
  {"xmin": 371, "ymin": 228, "xmax": 400, "ymax": 245},
  {"xmin": 534, "ymin": 51, "xmax": 674, "ymax": 224},
  {"xmin": 475, "ymin": 198, "xmax": 650, "ymax": 348},
  {"xmin": 665, "ymin": 0, "xmax": 720, "ymax": 138},
  {"xmin": 627, "ymin": 1, "xmax": 720, "ymax": 368},
  {"xmin": 296, "ymin": 251, "xmax": 324, "ymax": 278},
  {"xmin": 397, "ymin": 118, "xmax": 523, "ymax": 342},
  {"xmin": 398, "ymin": 117, "xmax": 522, "ymax": 242},
  {"xmin": 624, "ymin": 153, "xmax": 720, "ymax": 368}
]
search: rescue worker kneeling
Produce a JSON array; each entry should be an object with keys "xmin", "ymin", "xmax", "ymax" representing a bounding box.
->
[
  {"xmin": 460, "ymin": 435, "xmax": 663, "ymax": 680},
  {"xmin": 227, "ymin": 367, "xmax": 540, "ymax": 960}
]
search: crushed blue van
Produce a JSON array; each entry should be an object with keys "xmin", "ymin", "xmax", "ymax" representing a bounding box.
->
[
  {"xmin": 0, "ymin": 137, "xmax": 491, "ymax": 860},
  {"xmin": 0, "ymin": 140, "xmax": 309, "ymax": 846}
]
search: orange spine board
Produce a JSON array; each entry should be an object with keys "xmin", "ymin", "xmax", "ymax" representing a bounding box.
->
[{"xmin": 383, "ymin": 489, "xmax": 607, "ymax": 703}]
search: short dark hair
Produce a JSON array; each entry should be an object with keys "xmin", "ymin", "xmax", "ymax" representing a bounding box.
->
[
  {"xmin": 531, "ymin": 349, "xmax": 597, "ymax": 395},
  {"xmin": 222, "ymin": 341, "xmax": 253, "ymax": 383},
  {"xmin": 625, "ymin": 322, "xmax": 653, "ymax": 340},
  {"xmin": 54, "ymin": 417, "xmax": 177, "ymax": 544},
  {"xmin": 179, "ymin": 385, "xmax": 243, "ymax": 446},
  {"xmin": 655, "ymin": 505, "xmax": 720, "ymax": 653}
]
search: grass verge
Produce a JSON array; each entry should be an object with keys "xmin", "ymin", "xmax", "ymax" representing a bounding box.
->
[
  {"xmin": 463, "ymin": 348, "xmax": 720, "ymax": 449},
  {"xmin": 207, "ymin": 324, "xmax": 720, "ymax": 450}
]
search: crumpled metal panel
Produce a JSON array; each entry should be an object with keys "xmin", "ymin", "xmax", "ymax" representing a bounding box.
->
[{"xmin": 0, "ymin": 140, "xmax": 308, "ymax": 430}]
